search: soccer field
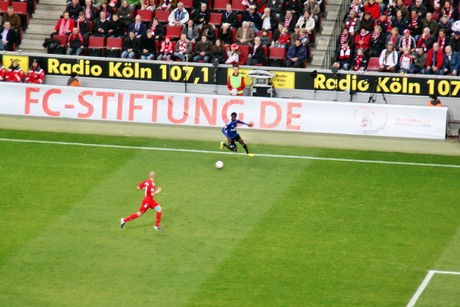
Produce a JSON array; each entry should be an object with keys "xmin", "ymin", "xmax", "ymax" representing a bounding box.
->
[{"xmin": 0, "ymin": 129, "xmax": 459, "ymax": 306}]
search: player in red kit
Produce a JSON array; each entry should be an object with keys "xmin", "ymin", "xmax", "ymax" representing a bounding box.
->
[{"xmin": 120, "ymin": 171, "xmax": 163, "ymax": 231}]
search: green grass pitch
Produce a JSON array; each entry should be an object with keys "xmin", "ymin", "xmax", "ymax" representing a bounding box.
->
[{"xmin": 0, "ymin": 129, "xmax": 459, "ymax": 306}]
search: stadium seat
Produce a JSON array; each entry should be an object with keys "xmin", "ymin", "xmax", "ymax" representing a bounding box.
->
[
  {"xmin": 256, "ymin": 30, "xmax": 272, "ymax": 39},
  {"xmin": 232, "ymin": 0, "xmax": 246, "ymax": 12},
  {"xmin": 166, "ymin": 25, "xmax": 182, "ymax": 39},
  {"xmin": 0, "ymin": 2, "xmax": 9, "ymax": 14},
  {"xmin": 182, "ymin": 0, "xmax": 193, "ymax": 9},
  {"xmin": 213, "ymin": 0, "xmax": 228, "ymax": 12},
  {"xmin": 137, "ymin": 9, "xmax": 153, "ymax": 23},
  {"xmin": 51, "ymin": 34, "xmax": 68, "ymax": 54},
  {"xmin": 268, "ymin": 47, "xmax": 285, "ymax": 66},
  {"xmin": 366, "ymin": 57, "xmax": 380, "ymax": 71},
  {"xmin": 209, "ymin": 12, "xmax": 222, "ymax": 26},
  {"xmin": 238, "ymin": 44, "xmax": 249, "ymax": 65},
  {"xmin": 12, "ymin": 1, "xmax": 30, "ymax": 28},
  {"xmin": 87, "ymin": 36, "xmax": 106, "ymax": 56},
  {"xmin": 155, "ymin": 9, "xmax": 170, "ymax": 24},
  {"xmin": 106, "ymin": 37, "xmax": 123, "ymax": 57}
]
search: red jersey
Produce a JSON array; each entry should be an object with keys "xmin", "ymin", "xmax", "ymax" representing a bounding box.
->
[
  {"xmin": 25, "ymin": 67, "xmax": 45, "ymax": 84},
  {"xmin": 138, "ymin": 180, "xmax": 156, "ymax": 199}
]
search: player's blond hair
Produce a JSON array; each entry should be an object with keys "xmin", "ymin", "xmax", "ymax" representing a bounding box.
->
[{"xmin": 149, "ymin": 171, "xmax": 156, "ymax": 178}]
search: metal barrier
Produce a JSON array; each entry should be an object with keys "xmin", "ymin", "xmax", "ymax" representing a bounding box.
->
[{"xmin": 322, "ymin": 0, "xmax": 349, "ymax": 68}]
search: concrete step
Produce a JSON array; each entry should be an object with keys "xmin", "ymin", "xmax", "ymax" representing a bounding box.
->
[
  {"xmin": 21, "ymin": 39, "xmax": 46, "ymax": 50},
  {"xmin": 31, "ymin": 17, "xmax": 57, "ymax": 26}
]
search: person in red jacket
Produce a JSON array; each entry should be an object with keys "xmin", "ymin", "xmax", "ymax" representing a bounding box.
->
[
  {"xmin": 51, "ymin": 12, "xmax": 75, "ymax": 37},
  {"xmin": 424, "ymin": 42, "xmax": 444, "ymax": 74},
  {"xmin": 0, "ymin": 61, "xmax": 6, "ymax": 81},
  {"xmin": 363, "ymin": 0, "xmax": 380, "ymax": 20},
  {"xmin": 6, "ymin": 59, "xmax": 24, "ymax": 83},
  {"xmin": 25, "ymin": 59, "xmax": 45, "ymax": 84},
  {"xmin": 354, "ymin": 28, "xmax": 371, "ymax": 55}
]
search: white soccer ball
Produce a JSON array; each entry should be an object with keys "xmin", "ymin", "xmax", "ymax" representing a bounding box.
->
[{"xmin": 215, "ymin": 161, "xmax": 224, "ymax": 169}]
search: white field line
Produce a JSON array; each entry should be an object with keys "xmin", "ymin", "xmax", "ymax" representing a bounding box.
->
[
  {"xmin": 407, "ymin": 270, "xmax": 460, "ymax": 307},
  {"xmin": 1, "ymin": 138, "xmax": 460, "ymax": 169}
]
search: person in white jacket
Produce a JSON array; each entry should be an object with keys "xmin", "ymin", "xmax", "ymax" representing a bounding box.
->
[
  {"xmin": 378, "ymin": 41, "xmax": 399, "ymax": 72},
  {"xmin": 168, "ymin": 2, "xmax": 190, "ymax": 26},
  {"xmin": 296, "ymin": 11, "xmax": 316, "ymax": 35}
]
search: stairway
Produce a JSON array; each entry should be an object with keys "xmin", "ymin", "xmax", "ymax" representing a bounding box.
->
[{"xmin": 20, "ymin": 0, "xmax": 66, "ymax": 53}]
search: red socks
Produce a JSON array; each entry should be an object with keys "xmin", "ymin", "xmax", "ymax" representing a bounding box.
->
[
  {"xmin": 156, "ymin": 212, "xmax": 162, "ymax": 227},
  {"xmin": 124, "ymin": 213, "xmax": 139, "ymax": 222}
]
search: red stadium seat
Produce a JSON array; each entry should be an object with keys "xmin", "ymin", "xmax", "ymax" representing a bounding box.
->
[
  {"xmin": 166, "ymin": 25, "xmax": 182, "ymax": 39},
  {"xmin": 106, "ymin": 37, "xmax": 123, "ymax": 57},
  {"xmin": 232, "ymin": 0, "xmax": 246, "ymax": 12},
  {"xmin": 237, "ymin": 44, "xmax": 249, "ymax": 65},
  {"xmin": 137, "ymin": 9, "xmax": 153, "ymax": 23},
  {"xmin": 257, "ymin": 30, "xmax": 272, "ymax": 39},
  {"xmin": 0, "ymin": 2, "xmax": 9, "ymax": 14},
  {"xmin": 209, "ymin": 12, "xmax": 222, "ymax": 26},
  {"xmin": 182, "ymin": 0, "xmax": 193, "ymax": 9},
  {"xmin": 268, "ymin": 47, "xmax": 285, "ymax": 66},
  {"xmin": 213, "ymin": 0, "xmax": 228, "ymax": 12},
  {"xmin": 12, "ymin": 1, "xmax": 27, "ymax": 14},
  {"xmin": 366, "ymin": 57, "xmax": 380, "ymax": 71},
  {"xmin": 51, "ymin": 34, "xmax": 68, "ymax": 54},
  {"xmin": 155, "ymin": 9, "xmax": 170, "ymax": 24},
  {"xmin": 87, "ymin": 36, "xmax": 106, "ymax": 56}
]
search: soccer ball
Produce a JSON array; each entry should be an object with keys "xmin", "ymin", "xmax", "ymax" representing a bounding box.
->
[{"xmin": 215, "ymin": 161, "xmax": 224, "ymax": 169}]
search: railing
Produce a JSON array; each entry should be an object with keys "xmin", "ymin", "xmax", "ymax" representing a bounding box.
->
[{"xmin": 322, "ymin": 0, "xmax": 349, "ymax": 69}]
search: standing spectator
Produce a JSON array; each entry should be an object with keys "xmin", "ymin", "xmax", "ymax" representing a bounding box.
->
[
  {"xmin": 108, "ymin": 13, "xmax": 126, "ymax": 38},
  {"xmin": 219, "ymin": 23, "xmax": 234, "ymax": 45},
  {"xmin": 0, "ymin": 61, "xmax": 5, "ymax": 81},
  {"xmin": 174, "ymin": 33, "xmax": 192, "ymax": 61},
  {"xmin": 67, "ymin": 72, "xmax": 81, "ymax": 86},
  {"xmin": 25, "ymin": 59, "xmax": 45, "ymax": 84},
  {"xmin": 360, "ymin": 11, "xmax": 375, "ymax": 32},
  {"xmin": 2, "ymin": 6, "xmax": 21, "ymax": 30},
  {"xmin": 193, "ymin": 34, "xmax": 213, "ymax": 62},
  {"xmin": 221, "ymin": 3, "xmax": 239, "ymax": 29},
  {"xmin": 66, "ymin": 0, "xmax": 83, "ymax": 20},
  {"xmin": 364, "ymin": 0, "xmax": 380, "ymax": 20},
  {"xmin": 235, "ymin": 21, "xmax": 255, "ymax": 45},
  {"xmin": 247, "ymin": 36, "xmax": 265, "ymax": 65},
  {"xmin": 149, "ymin": 17, "xmax": 165, "ymax": 41},
  {"xmin": 285, "ymin": 38, "xmax": 307, "ymax": 67},
  {"xmin": 128, "ymin": 14, "xmax": 147, "ymax": 38},
  {"xmin": 227, "ymin": 64, "xmax": 245, "ymax": 96},
  {"xmin": 121, "ymin": 30, "xmax": 141, "ymax": 59},
  {"xmin": 378, "ymin": 41, "xmax": 398, "ymax": 72},
  {"xmin": 407, "ymin": 9, "xmax": 423, "ymax": 37},
  {"xmin": 140, "ymin": 29, "xmax": 156, "ymax": 60},
  {"xmin": 6, "ymin": 59, "xmax": 24, "ymax": 83},
  {"xmin": 448, "ymin": 31, "xmax": 460, "ymax": 53},
  {"xmin": 351, "ymin": 48, "xmax": 368, "ymax": 71},
  {"xmin": 67, "ymin": 27, "xmax": 85, "ymax": 55},
  {"xmin": 93, "ymin": 11, "xmax": 111, "ymax": 37},
  {"xmin": 225, "ymin": 43, "xmax": 240, "ymax": 64},
  {"xmin": 332, "ymin": 40, "xmax": 352, "ymax": 70},
  {"xmin": 168, "ymin": 2, "xmax": 190, "ymax": 26},
  {"xmin": 424, "ymin": 42, "xmax": 444, "ymax": 74},
  {"xmin": 52, "ymin": 12, "xmax": 75, "ymax": 36},
  {"xmin": 211, "ymin": 38, "xmax": 226, "ymax": 64},
  {"xmin": 191, "ymin": 2, "xmax": 210, "ymax": 27},
  {"xmin": 157, "ymin": 35, "xmax": 174, "ymax": 60},
  {"xmin": 0, "ymin": 21, "xmax": 18, "ymax": 51},
  {"xmin": 242, "ymin": 5, "xmax": 262, "ymax": 34},
  {"xmin": 75, "ymin": 11, "xmax": 91, "ymax": 44},
  {"xmin": 82, "ymin": 0, "xmax": 99, "ymax": 21},
  {"xmin": 117, "ymin": 0, "xmax": 133, "ymax": 27},
  {"xmin": 182, "ymin": 19, "xmax": 200, "ymax": 44},
  {"xmin": 410, "ymin": 47, "xmax": 426, "ymax": 73},
  {"xmin": 440, "ymin": 45, "xmax": 459, "ymax": 75}
]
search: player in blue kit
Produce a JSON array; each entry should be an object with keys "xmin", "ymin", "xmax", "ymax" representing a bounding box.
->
[{"xmin": 220, "ymin": 112, "xmax": 254, "ymax": 156}]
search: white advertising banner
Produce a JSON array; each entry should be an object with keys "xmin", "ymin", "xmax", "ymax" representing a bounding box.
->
[{"xmin": 0, "ymin": 83, "xmax": 448, "ymax": 139}]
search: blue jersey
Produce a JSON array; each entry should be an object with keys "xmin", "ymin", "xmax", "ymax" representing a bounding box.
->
[{"xmin": 222, "ymin": 119, "xmax": 248, "ymax": 139}]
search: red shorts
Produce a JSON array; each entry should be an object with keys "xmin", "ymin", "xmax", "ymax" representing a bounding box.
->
[{"xmin": 139, "ymin": 198, "xmax": 160, "ymax": 213}]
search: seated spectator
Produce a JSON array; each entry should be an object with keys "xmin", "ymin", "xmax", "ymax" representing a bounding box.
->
[
  {"xmin": 416, "ymin": 27, "xmax": 435, "ymax": 52},
  {"xmin": 141, "ymin": 0, "xmax": 157, "ymax": 10},
  {"xmin": 398, "ymin": 48, "xmax": 413, "ymax": 73},
  {"xmin": 266, "ymin": 0, "xmax": 283, "ymax": 20},
  {"xmin": 368, "ymin": 24, "xmax": 386, "ymax": 58},
  {"xmin": 211, "ymin": 38, "xmax": 226, "ymax": 64},
  {"xmin": 193, "ymin": 0, "xmax": 209, "ymax": 12},
  {"xmin": 407, "ymin": 10, "xmax": 422, "ymax": 37},
  {"xmin": 117, "ymin": 0, "xmax": 133, "ymax": 27},
  {"xmin": 422, "ymin": 13, "xmax": 438, "ymax": 36},
  {"xmin": 375, "ymin": 13, "xmax": 393, "ymax": 33},
  {"xmin": 397, "ymin": 29, "xmax": 415, "ymax": 53},
  {"xmin": 394, "ymin": 0, "xmax": 409, "ymax": 19},
  {"xmin": 272, "ymin": 26, "xmax": 289, "ymax": 47},
  {"xmin": 280, "ymin": 10, "xmax": 297, "ymax": 33},
  {"xmin": 391, "ymin": 9, "xmax": 408, "ymax": 35},
  {"xmin": 303, "ymin": 0, "xmax": 321, "ymax": 22},
  {"xmin": 174, "ymin": 33, "xmax": 192, "ymax": 61},
  {"xmin": 157, "ymin": 35, "xmax": 174, "ymax": 61},
  {"xmin": 52, "ymin": 12, "xmax": 75, "ymax": 37},
  {"xmin": 235, "ymin": 21, "xmax": 255, "ymax": 45},
  {"xmin": 6, "ymin": 59, "xmax": 24, "ymax": 83},
  {"xmin": 108, "ymin": 13, "xmax": 126, "ymax": 38},
  {"xmin": 221, "ymin": 4, "xmax": 239, "ymax": 29},
  {"xmin": 225, "ymin": 43, "xmax": 240, "ymax": 64},
  {"xmin": 286, "ymin": 38, "xmax": 307, "ymax": 67},
  {"xmin": 168, "ymin": 2, "xmax": 190, "ymax": 26},
  {"xmin": 385, "ymin": 27, "xmax": 401, "ymax": 51},
  {"xmin": 437, "ymin": 28, "xmax": 447, "ymax": 52},
  {"xmin": 128, "ymin": 15, "xmax": 147, "ymax": 38},
  {"xmin": 332, "ymin": 40, "xmax": 352, "ymax": 70},
  {"xmin": 75, "ymin": 11, "xmax": 91, "ymax": 44},
  {"xmin": 411, "ymin": 0, "xmax": 427, "ymax": 19},
  {"xmin": 191, "ymin": 3, "xmax": 210, "ymax": 27},
  {"xmin": 149, "ymin": 18, "xmax": 165, "ymax": 41},
  {"xmin": 67, "ymin": 27, "xmax": 85, "ymax": 55},
  {"xmin": 364, "ymin": 0, "xmax": 380, "ymax": 20},
  {"xmin": 0, "ymin": 21, "xmax": 18, "ymax": 51},
  {"xmin": 440, "ymin": 45, "xmax": 459, "ymax": 75},
  {"xmin": 409, "ymin": 47, "xmax": 426, "ymax": 73},
  {"xmin": 182, "ymin": 19, "xmax": 200, "ymax": 44},
  {"xmin": 360, "ymin": 12, "xmax": 375, "ymax": 33},
  {"xmin": 199, "ymin": 21, "xmax": 215, "ymax": 43},
  {"xmin": 336, "ymin": 27, "xmax": 353, "ymax": 50},
  {"xmin": 354, "ymin": 28, "xmax": 371, "ymax": 55},
  {"xmin": 260, "ymin": 7, "xmax": 276, "ymax": 32},
  {"xmin": 140, "ymin": 29, "xmax": 156, "ymax": 60},
  {"xmin": 448, "ymin": 31, "xmax": 460, "ymax": 53},
  {"xmin": 157, "ymin": 0, "xmax": 172, "ymax": 11},
  {"xmin": 284, "ymin": 0, "xmax": 302, "ymax": 18},
  {"xmin": 242, "ymin": 0, "xmax": 259, "ymax": 10},
  {"xmin": 193, "ymin": 34, "xmax": 213, "ymax": 62},
  {"xmin": 378, "ymin": 41, "xmax": 398, "ymax": 72},
  {"xmin": 242, "ymin": 5, "xmax": 262, "ymax": 34},
  {"xmin": 247, "ymin": 36, "xmax": 266, "ymax": 65},
  {"xmin": 351, "ymin": 48, "xmax": 367, "ymax": 71},
  {"xmin": 25, "ymin": 59, "xmax": 45, "ymax": 84},
  {"xmin": 219, "ymin": 23, "xmax": 234, "ymax": 45},
  {"xmin": 66, "ymin": 0, "xmax": 83, "ymax": 21},
  {"xmin": 296, "ymin": 11, "xmax": 315, "ymax": 36},
  {"xmin": 344, "ymin": 9, "xmax": 360, "ymax": 35},
  {"xmin": 2, "ymin": 6, "xmax": 21, "ymax": 30},
  {"xmin": 93, "ymin": 11, "xmax": 111, "ymax": 37},
  {"xmin": 99, "ymin": 0, "xmax": 115, "ymax": 20},
  {"xmin": 438, "ymin": 15, "xmax": 452, "ymax": 38},
  {"xmin": 0, "ymin": 61, "xmax": 5, "ymax": 81},
  {"xmin": 349, "ymin": 0, "xmax": 364, "ymax": 19},
  {"xmin": 82, "ymin": 0, "xmax": 99, "ymax": 22},
  {"xmin": 121, "ymin": 31, "xmax": 141, "ymax": 59},
  {"xmin": 260, "ymin": 29, "xmax": 272, "ymax": 46},
  {"xmin": 423, "ymin": 42, "xmax": 444, "ymax": 74},
  {"xmin": 440, "ymin": 1, "xmax": 454, "ymax": 22},
  {"xmin": 127, "ymin": 0, "xmax": 141, "ymax": 9}
]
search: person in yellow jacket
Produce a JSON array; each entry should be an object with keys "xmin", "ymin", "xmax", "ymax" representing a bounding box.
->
[{"xmin": 227, "ymin": 64, "xmax": 245, "ymax": 96}]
